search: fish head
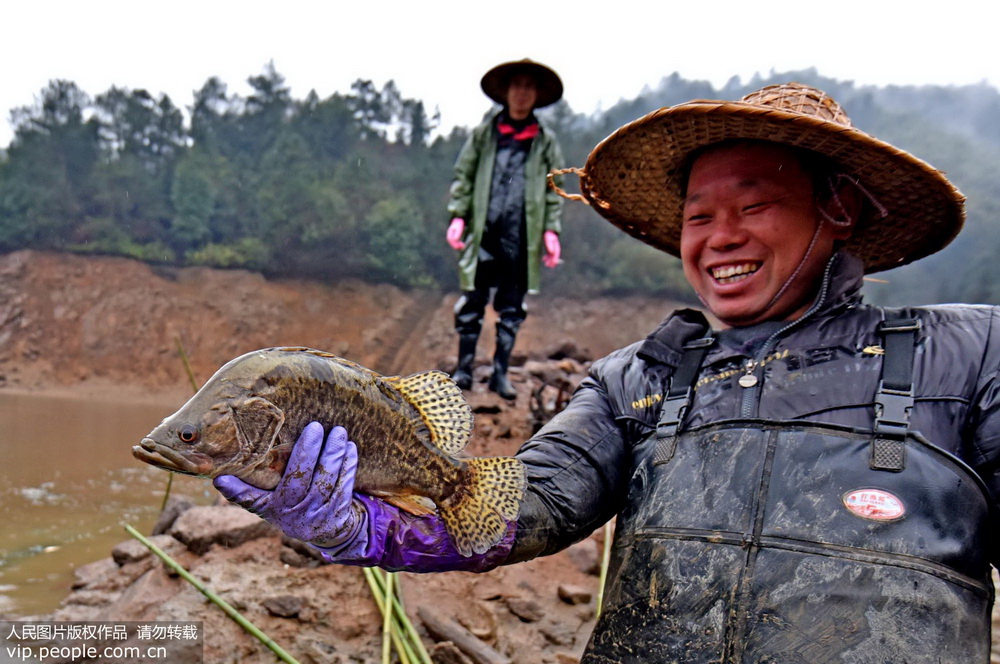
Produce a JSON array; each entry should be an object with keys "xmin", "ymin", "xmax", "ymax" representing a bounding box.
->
[{"xmin": 133, "ymin": 392, "xmax": 286, "ymax": 481}]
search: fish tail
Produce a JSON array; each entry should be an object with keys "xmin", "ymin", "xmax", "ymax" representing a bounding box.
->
[{"xmin": 439, "ymin": 457, "xmax": 526, "ymax": 557}]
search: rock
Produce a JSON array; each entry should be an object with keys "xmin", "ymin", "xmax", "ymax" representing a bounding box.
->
[
  {"xmin": 280, "ymin": 546, "xmax": 321, "ymax": 568},
  {"xmin": 457, "ymin": 601, "xmax": 497, "ymax": 641},
  {"xmin": 331, "ymin": 619, "xmax": 365, "ymax": 640},
  {"xmin": 431, "ymin": 642, "xmax": 475, "ymax": 664},
  {"xmin": 169, "ymin": 506, "xmax": 277, "ymax": 555},
  {"xmin": 523, "ymin": 360, "xmax": 558, "ymax": 382},
  {"xmin": 543, "ymin": 339, "xmax": 590, "ymax": 363},
  {"xmin": 151, "ymin": 494, "xmax": 195, "ymax": 535},
  {"xmin": 72, "ymin": 558, "xmax": 117, "ymax": 589},
  {"xmin": 556, "ymin": 358, "xmax": 582, "ymax": 375},
  {"xmin": 60, "ymin": 589, "xmax": 114, "ymax": 608},
  {"xmin": 554, "ymin": 653, "xmax": 579, "ymax": 664},
  {"xmin": 469, "ymin": 394, "xmax": 503, "ymax": 414},
  {"xmin": 111, "ymin": 535, "xmax": 176, "ymax": 566},
  {"xmin": 565, "ymin": 539, "xmax": 601, "ymax": 576},
  {"xmin": 100, "ymin": 566, "xmax": 182, "ymax": 622},
  {"xmin": 557, "ymin": 584, "xmax": 593, "ymax": 606},
  {"xmin": 505, "ymin": 597, "xmax": 544, "ymax": 623},
  {"xmin": 262, "ymin": 595, "xmax": 304, "ymax": 618},
  {"xmin": 540, "ymin": 621, "xmax": 576, "ymax": 646},
  {"xmin": 303, "ymin": 641, "xmax": 341, "ymax": 664},
  {"xmin": 281, "ymin": 535, "xmax": 328, "ymax": 562}
]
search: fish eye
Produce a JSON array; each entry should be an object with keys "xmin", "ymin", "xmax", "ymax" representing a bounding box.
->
[{"xmin": 178, "ymin": 425, "xmax": 200, "ymax": 444}]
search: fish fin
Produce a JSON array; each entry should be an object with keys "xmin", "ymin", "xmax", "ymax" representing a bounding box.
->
[
  {"xmin": 384, "ymin": 494, "xmax": 437, "ymax": 516},
  {"xmin": 384, "ymin": 370, "xmax": 473, "ymax": 455},
  {"xmin": 230, "ymin": 397, "xmax": 285, "ymax": 462},
  {"xmin": 438, "ymin": 457, "xmax": 526, "ymax": 556}
]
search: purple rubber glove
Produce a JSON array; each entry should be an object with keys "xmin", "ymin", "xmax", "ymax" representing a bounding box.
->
[{"xmin": 213, "ymin": 422, "xmax": 515, "ymax": 572}]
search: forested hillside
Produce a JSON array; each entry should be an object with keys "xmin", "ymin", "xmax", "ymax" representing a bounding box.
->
[{"xmin": 1, "ymin": 64, "xmax": 998, "ymax": 305}]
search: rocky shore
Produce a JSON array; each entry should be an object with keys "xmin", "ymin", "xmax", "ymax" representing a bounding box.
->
[
  {"xmin": 25, "ymin": 352, "xmax": 604, "ymax": 664},
  {"xmin": 4, "ymin": 250, "xmax": 1000, "ymax": 663}
]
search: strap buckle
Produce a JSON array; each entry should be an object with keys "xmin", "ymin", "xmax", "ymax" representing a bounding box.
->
[{"xmin": 873, "ymin": 383, "xmax": 913, "ymax": 439}]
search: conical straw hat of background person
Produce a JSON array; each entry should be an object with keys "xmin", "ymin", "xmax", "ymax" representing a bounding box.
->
[
  {"xmin": 549, "ymin": 83, "xmax": 965, "ymax": 274},
  {"xmin": 481, "ymin": 58, "xmax": 564, "ymax": 109}
]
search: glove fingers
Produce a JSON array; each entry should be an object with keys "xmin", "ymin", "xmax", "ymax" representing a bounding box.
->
[
  {"xmin": 307, "ymin": 426, "xmax": 353, "ymax": 507},
  {"xmin": 332, "ymin": 440, "xmax": 359, "ymax": 510},
  {"xmin": 277, "ymin": 421, "xmax": 326, "ymax": 504},
  {"xmin": 214, "ymin": 475, "xmax": 269, "ymax": 512}
]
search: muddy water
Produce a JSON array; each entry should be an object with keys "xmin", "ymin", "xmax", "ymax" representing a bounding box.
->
[{"xmin": 0, "ymin": 391, "xmax": 213, "ymax": 617}]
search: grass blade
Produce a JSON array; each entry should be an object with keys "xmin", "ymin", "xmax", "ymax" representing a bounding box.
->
[{"xmin": 124, "ymin": 523, "xmax": 301, "ymax": 664}]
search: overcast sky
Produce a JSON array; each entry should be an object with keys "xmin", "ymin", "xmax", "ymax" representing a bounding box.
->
[{"xmin": 2, "ymin": 0, "xmax": 998, "ymax": 149}]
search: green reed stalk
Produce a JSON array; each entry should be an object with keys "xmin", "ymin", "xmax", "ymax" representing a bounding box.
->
[
  {"xmin": 174, "ymin": 335, "xmax": 199, "ymax": 393},
  {"xmin": 160, "ymin": 336, "xmax": 200, "ymax": 511},
  {"xmin": 366, "ymin": 568, "xmax": 433, "ymax": 664},
  {"xmin": 124, "ymin": 524, "xmax": 301, "ymax": 664},
  {"xmin": 362, "ymin": 568, "xmax": 416, "ymax": 664},
  {"xmin": 382, "ymin": 571, "xmax": 395, "ymax": 664},
  {"xmin": 372, "ymin": 570, "xmax": 432, "ymax": 664}
]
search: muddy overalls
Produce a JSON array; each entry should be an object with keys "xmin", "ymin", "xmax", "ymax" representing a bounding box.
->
[{"xmin": 583, "ymin": 319, "xmax": 996, "ymax": 663}]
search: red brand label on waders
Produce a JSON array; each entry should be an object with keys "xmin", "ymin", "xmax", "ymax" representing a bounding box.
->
[{"xmin": 843, "ymin": 489, "xmax": 905, "ymax": 521}]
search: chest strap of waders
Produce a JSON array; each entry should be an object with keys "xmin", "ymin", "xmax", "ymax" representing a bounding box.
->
[
  {"xmin": 653, "ymin": 336, "xmax": 715, "ymax": 465},
  {"xmin": 871, "ymin": 318, "xmax": 920, "ymax": 472}
]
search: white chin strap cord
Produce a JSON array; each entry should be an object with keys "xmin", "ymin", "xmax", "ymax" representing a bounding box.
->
[{"xmin": 761, "ymin": 174, "xmax": 889, "ymax": 316}]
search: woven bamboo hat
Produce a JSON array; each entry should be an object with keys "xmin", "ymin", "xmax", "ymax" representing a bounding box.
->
[
  {"xmin": 562, "ymin": 83, "xmax": 965, "ymax": 274},
  {"xmin": 481, "ymin": 58, "xmax": 563, "ymax": 109}
]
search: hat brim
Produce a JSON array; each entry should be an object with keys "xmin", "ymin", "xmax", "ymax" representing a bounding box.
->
[
  {"xmin": 481, "ymin": 60, "xmax": 564, "ymax": 109},
  {"xmin": 578, "ymin": 100, "xmax": 965, "ymax": 274}
]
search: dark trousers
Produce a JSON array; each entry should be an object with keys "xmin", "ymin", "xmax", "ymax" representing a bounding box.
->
[{"xmin": 454, "ymin": 256, "xmax": 527, "ymax": 338}]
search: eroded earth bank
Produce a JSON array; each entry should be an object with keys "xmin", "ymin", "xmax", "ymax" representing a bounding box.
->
[{"xmin": 0, "ymin": 250, "xmax": 682, "ymax": 664}]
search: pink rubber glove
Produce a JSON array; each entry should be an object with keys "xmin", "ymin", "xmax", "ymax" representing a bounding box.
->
[
  {"xmin": 543, "ymin": 230, "xmax": 561, "ymax": 268},
  {"xmin": 446, "ymin": 218, "xmax": 466, "ymax": 250}
]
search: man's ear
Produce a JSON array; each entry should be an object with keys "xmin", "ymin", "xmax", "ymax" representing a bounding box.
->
[{"xmin": 821, "ymin": 182, "xmax": 864, "ymax": 241}]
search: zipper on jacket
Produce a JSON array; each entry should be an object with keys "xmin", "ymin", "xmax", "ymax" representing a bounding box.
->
[{"xmin": 738, "ymin": 258, "xmax": 838, "ymax": 419}]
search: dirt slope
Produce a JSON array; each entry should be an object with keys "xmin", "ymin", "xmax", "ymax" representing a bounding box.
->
[
  {"xmin": 0, "ymin": 249, "xmax": 680, "ymax": 396},
  {"xmin": 0, "ymin": 249, "xmax": 686, "ymax": 663},
  {"xmin": 8, "ymin": 250, "xmax": 996, "ymax": 663}
]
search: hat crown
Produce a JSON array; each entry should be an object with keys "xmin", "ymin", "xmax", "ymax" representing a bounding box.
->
[{"xmin": 740, "ymin": 82, "xmax": 852, "ymax": 128}]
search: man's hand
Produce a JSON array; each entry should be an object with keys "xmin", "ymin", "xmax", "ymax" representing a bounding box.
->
[
  {"xmin": 543, "ymin": 230, "xmax": 561, "ymax": 268},
  {"xmin": 446, "ymin": 217, "xmax": 466, "ymax": 250}
]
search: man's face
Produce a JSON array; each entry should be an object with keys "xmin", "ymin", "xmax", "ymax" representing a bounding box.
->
[
  {"xmin": 506, "ymin": 74, "xmax": 538, "ymax": 120},
  {"xmin": 680, "ymin": 142, "xmax": 850, "ymax": 328}
]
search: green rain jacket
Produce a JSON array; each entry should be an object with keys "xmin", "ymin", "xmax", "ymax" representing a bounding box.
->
[{"xmin": 446, "ymin": 110, "xmax": 564, "ymax": 294}]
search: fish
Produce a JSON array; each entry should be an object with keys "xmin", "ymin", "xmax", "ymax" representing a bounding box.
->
[{"xmin": 133, "ymin": 347, "xmax": 526, "ymax": 556}]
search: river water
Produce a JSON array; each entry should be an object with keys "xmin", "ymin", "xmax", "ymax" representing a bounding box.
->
[{"xmin": 0, "ymin": 391, "xmax": 213, "ymax": 617}]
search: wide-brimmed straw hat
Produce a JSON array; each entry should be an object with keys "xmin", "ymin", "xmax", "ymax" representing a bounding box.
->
[
  {"xmin": 557, "ymin": 83, "xmax": 964, "ymax": 274},
  {"xmin": 481, "ymin": 58, "xmax": 564, "ymax": 109}
]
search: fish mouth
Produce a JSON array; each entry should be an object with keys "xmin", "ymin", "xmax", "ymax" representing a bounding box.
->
[{"xmin": 133, "ymin": 438, "xmax": 214, "ymax": 477}]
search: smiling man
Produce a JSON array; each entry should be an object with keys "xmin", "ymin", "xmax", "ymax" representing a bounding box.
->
[
  {"xmin": 679, "ymin": 141, "xmax": 858, "ymax": 327},
  {"xmin": 215, "ymin": 84, "xmax": 998, "ymax": 663}
]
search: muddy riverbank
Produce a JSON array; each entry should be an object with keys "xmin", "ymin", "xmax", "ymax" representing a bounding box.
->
[
  {"xmin": 0, "ymin": 249, "xmax": 684, "ymax": 662},
  {"xmin": 4, "ymin": 249, "xmax": 999, "ymax": 663}
]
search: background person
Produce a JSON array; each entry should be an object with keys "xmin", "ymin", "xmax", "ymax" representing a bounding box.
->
[
  {"xmin": 216, "ymin": 84, "xmax": 996, "ymax": 662},
  {"xmin": 445, "ymin": 58, "xmax": 565, "ymax": 399}
]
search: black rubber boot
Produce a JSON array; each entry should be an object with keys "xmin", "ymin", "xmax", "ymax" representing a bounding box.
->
[
  {"xmin": 451, "ymin": 333, "xmax": 479, "ymax": 390},
  {"xmin": 488, "ymin": 325, "xmax": 518, "ymax": 400}
]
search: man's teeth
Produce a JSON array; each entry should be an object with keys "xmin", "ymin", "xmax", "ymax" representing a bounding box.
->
[{"xmin": 711, "ymin": 263, "xmax": 759, "ymax": 284}]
